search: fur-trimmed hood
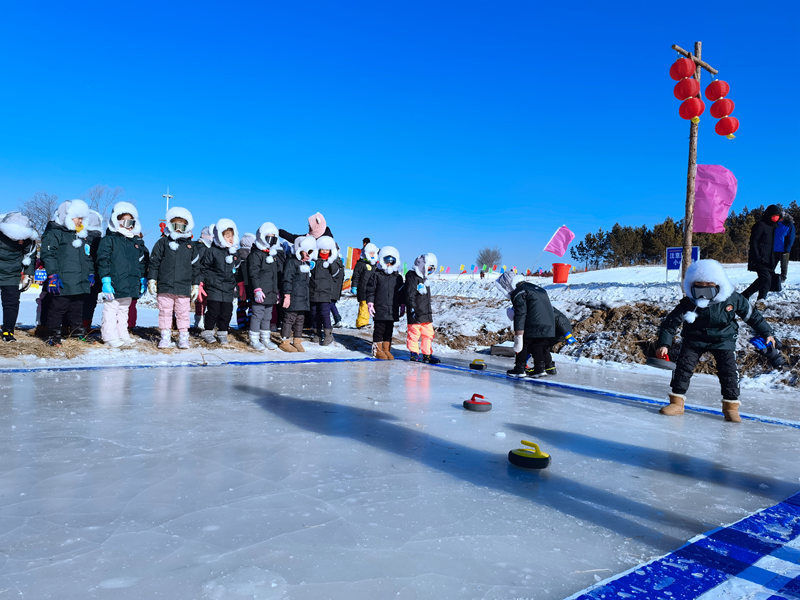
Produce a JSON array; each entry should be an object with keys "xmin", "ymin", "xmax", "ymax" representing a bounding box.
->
[
  {"xmin": 363, "ymin": 243, "xmax": 379, "ymax": 265},
  {"xmin": 199, "ymin": 225, "xmax": 213, "ymax": 247},
  {"xmin": 165, "ymin": 206, "xmax": 194, "ymax": 240},
  {"xmin": 254, "ymin": 222, "xmax": 281, "ymax": 263},
  {"xmin": 294, "ymin": 235, "xmax": 317, "ymax": 261},
  {"xmin": 494, "ymin": 271, "xmax": 525, "ymax": 298},
  {"xmin": 107, "ymin": 201, "xmax": 141, "ymax": 238},
  {"xmin": 54, "ymin": 199, "xmax": 90, "ymax": 237},
  {"xmin": 0, "ymin": 212, "xmax": 38, "ymax": 243},
  {"xmin": 212, "ymin": 218, "xmax": 239, "ymax": 253},
  {"xmin": 413, "ymin": 252, "xmax": 438, "ymax": 279},
  {"xmin": 682, "ymin": 259, "xmax": 735, "ymax": 322},
  {"xmin": 240, "ymin": 232, "xmax": 256, "ymax": 250},
  {"xmin": 316, "ymin": 235, "xmax": 338, "ymax": 268},
  {"xmin": 85, "ymin": 210, "xmax": 104, "ymax": 234},
  {"xmin": 377, "ymin": 246, "xmax": 400, "ymax": 274}
]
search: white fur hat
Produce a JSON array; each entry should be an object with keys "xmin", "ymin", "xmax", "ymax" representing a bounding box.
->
[
  {"xmin": 240, "ymin": 232, "xmax": 257, "ymax": 250},
  {"xmin": 165, "ymin": 206, "xmax": 194, "ymax": 239},
  {"xmin": 254, "ymin": 222, "xmax": 280, "ymax": 262},
  {"xmin": 84, "ymin": 210, "xmax": 103, "ymax": 233},
  {"xmin": 108, "ymin": 201, "xmax": 141, "ymax": 238},
  {"xmin": 377, "ymin": 246, "xmax": 400, "ymax": 274},
  {"xmin": 413, "ymin": 252, "xmax": 438, "ymax": 279},
  {"xmin": 495, "ymin": 272, "xmax": 524, "ymax": 298},
  {"xmin": 363, "ymin": 243, "xmax": 379, "ymax": 265},
  {"xmin": 0, "ymin": 212, "xmax": 38, "ymax": 242},
  {"xmin": 682, "ymin": 259, "xmax": 735, "ymax": 322},
  {"xmin": 294, "ymin": 235, "xmax": 317, "ymax": 261},
  {"xmin": 55, "ymin": 199, "xmax": 90, "ymax": 234},
  {"xmin": 213, "ymin": 218, "xmax": 239, "ymax": 253},
  {"xmin": 316, "ymin": 235, "xmax": 339, "ymax": 267}
]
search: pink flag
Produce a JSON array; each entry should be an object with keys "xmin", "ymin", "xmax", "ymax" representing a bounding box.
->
[
  {"xmin": 693, "ymin": 165, "xmax": 737, "ymax": 234},
  {"xmin": 543, "ymin": 225, "xmax": 575, "ymax": 257}
]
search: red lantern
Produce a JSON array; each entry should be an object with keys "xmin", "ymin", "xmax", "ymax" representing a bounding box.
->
[
  {"xmin": 710, "ymin": 98, "xmax": 735, "ymax": 119},
  {"xmin": 673, "ymin": 78, "xmax": 700, "ymax": 100},
  {"xmin": 715, "ymin": 116, "xmax": 739, "ymax": 138},
  {"xmin": 679, "ymin": 97, "xmax": 705, "ymax": 121},
  {"xmin": 670, "ymin": 58, "xmax": 696, "ymax": 80},
  {"xmin": 705, "ymin": 80, "xmax": 730, "ymax": 101}
]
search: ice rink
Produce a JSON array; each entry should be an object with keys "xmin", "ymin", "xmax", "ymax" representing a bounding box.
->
[{"xmin": 1, "ymin": 358, "xmax": 799, "ymax": 599}]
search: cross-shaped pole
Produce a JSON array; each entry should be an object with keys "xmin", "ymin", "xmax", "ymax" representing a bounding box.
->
[
  {"xmin": 672, "ymin": 42, "xmax": 719, "ymax": 282},
  {"xmin": 162, "ymin": 186, "xmax": 174, "ymax": 214}
]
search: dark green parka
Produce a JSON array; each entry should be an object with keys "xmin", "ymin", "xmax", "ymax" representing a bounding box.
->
[
  {"xmin": 96, "ymin": 230, "xmax": 147, "ymax": 299},
  {"xmin": 148, "ymin": 236, "xmax": 201, "ymax": 296},
  {"xmin": 0, "ymin": 215, "xmax": 37, "ymax": 286},
  {"xmin": 40, "ymin": 222, "xmax": 95, "ymax": 296}
]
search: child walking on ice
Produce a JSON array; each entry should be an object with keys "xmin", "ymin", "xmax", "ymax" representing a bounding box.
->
[
  {"xmin": 365, "ymin": 245, "xmax": 403, "ymax": 360},
  {"xmin": 405, "ymin": 252, "xmax": 440, "ymax": 364},
  {"xmin": 655, "ymin": 259, "xmax": 774, "ymax": 423}
]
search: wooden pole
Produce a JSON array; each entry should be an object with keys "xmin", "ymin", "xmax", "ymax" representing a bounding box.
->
[{"xmin": 681, "ymin": 41, "xmax": 702, "ymax": 283}]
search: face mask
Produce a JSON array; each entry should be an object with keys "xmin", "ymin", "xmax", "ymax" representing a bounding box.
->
[
  {"xmin": 771, "ymin": 215, "xmax": 781, "ymax": 222},
  {"xmin": 319, "ymin": 250, "xmax": 331, "ymax": 260},
  {"xmin": 691, "ymin": 284, "xmax": 719, "ymax": 301},
  {"xmin": 120, "ymin": 218, "xmax": 136, "ymax": 230},
  {"xmin": 383, "ymin": 256, "xmax": 397, "ymax": 266},
  {"xmin": 172, "ymin": 221, "xmax": 187, "ymax": 233}
]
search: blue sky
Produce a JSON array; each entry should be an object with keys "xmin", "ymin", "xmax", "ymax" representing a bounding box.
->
[{"xmin": 1, "ymin": 1, "xmax": 797, "ymax": 270}]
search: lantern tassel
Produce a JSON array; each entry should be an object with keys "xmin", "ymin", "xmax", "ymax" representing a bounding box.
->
[
  {"xmin": 691, "ymin": 116, "xmax": 700, "ymax": 124},
  {"xmin": 726, "ymin": 134, "xmax": 736, "ymax": 140}
]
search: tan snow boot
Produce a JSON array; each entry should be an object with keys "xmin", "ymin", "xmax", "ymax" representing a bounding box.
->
[
  {"xmin": 278, "ymin": 338, "xmax": 297, "ymax": 353},
  {"xmin": 659, "ymin": 393, "xmax": 685, "ymax": 416},
  {"xmin": 382, "ymin": 341, "xmax": 394, "ymax": 360},
  {"xmin": 722, "ymin": 400, "xmax": 741, "ymax": 423},
  {"xmin": 373, "ymin": 342, "xmax": 389, "ymax": 360},
  {"xmin": 292, "ymin": 337, "xmax": 305, "ymax": 352}
]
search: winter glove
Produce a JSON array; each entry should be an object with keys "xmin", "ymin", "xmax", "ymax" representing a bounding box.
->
[
  {"xmin": 399, "ymin": 304, "xmax": 406, "ymax": 318},
  {"xmin": 367, "ymin": 302, "xmax": 375, "ymax": 317},
  {"xmin": 19, "ymin": 274, "xmax": 32, "ymax": 292},
  {"xmin": 564, "ymin": 332, "xmax": 576, "ymax": 345},
  {"xmin": 513, "ymin": 333, "xmax": 524, "ymax": 354},
  {"xmin": 88, "ymin": 273, "xmax": 95, "ymax": 286},
  {"xmin": 506, "ymin": 307, "xmax": 515, "ymax": 321},
  {"xmin": 139, "ymin": 278, "xmax": 147, "ymax": 296},
  {"xmin": 253, "ymin": 288, "xmax": 266, "ymax": 304},
  {"xmin": 190, "ymin": 284, "xmax": 200, "ymax": 302},
  {"xmin": 101, "ymin": 277, "xmax": 116, "ymax": 301},
  {"xmin": 47, "ymin": 273, "xmax": 63, "ymax": 295},
  {"xmin": 351, "ymin": 286, "xmax": 357, "ymax": 296},
  {"xmin": 655, "ymin": 346, "xmax": 669, "ymax": 359},
  {"xmin": 197, "ymin": 282, "xmax": 206, "ymax": 302},
  {"xmin": 237, "ymin": 281, "xmax": 246, "ymax": 301},
  {"xmin": 148, "ymin": 279, "xmax": 158, "ymax": 296},
  {"xmin": 282, "ymin": 294, "xmax": 291, "ymax": 309}
]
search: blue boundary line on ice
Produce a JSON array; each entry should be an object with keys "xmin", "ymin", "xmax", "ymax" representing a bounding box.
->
[
  {"xmin": 564, "ymin": 491, "xmax": 800, "ymax": 600},
  {"xmin": 426, "ymin": 361, "xmax": 800, "ymax": 431}
]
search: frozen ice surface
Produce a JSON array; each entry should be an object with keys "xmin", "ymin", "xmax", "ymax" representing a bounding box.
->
[{"xmin": 1, "ymin": 360, "xmax": 799, "ymax": 599}]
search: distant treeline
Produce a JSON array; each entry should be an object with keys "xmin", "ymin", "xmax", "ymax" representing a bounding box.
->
[{"xmin": 570, "ymin": 202, "xmax": 800, "ymax": 269}]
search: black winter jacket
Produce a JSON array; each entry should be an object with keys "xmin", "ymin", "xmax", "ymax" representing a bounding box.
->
[
  {"xmin": 200, "ymin": 244, "xmax": 240, "ymax": 303},
  {"xmin": 366, "ymin": 269, "xmax": 404, "ymax": 321},
  {"xmin": 748, "ymin": 205, "xmax": 782, "ymax": 271},
  {"xmin": 405, "ymin": 270, "xmax": 433, "ymax": 325},
  {"xmin": 511, "ymin": 282, "xmax": 556, "ymax": 338},
  {"xmin": 332, "ymin": 257, "xmax": 345, "ymax": 301},
  {"xmin": 282, "ymin": 255, "xmax": 311, "ymax": 311},
  {"xmin": 148, "ymin": 236, "xmax": 201, "ymax": 296},
  {"xmin": 247, "ymin": 248, "xmax": 284, "ymax": 304},
  {"xmin": 39, "ymin": 222, "xmax": 95, "ymax": 296},
  {"xmin": 351, "ymin": 259, "xmax": 375, "ymax": 301},
  {"xmin": 657, "ymin": 292, "xmax": 772, "ymax": 351},
  {"xmin": 96, "ymin": 230, "xmax": 147, "ymax": 299},
  {"xmin": 310, "ymin": 258, "xmax": 342, "ymax": 303},
  {"xmin": 553, "ymin": 307, "xmax": 571, "ymax": 339},
  {"xmin": 0, "ymin": 233, "xmax": 36, "ymax": 287}
]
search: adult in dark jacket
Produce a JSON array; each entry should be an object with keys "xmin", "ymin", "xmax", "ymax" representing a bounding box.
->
[
  {"xmin": 96, "ymin": 201, "xmax": 147, "ymax": 347},
  {"xmin": 279, "ymin": 235, "xmax": 316, "ymax": 352},
  {"xmin": 308, "ymin": 235, "xmax": 341, "ymax": 346},
  {"xmin": 40, "ymin": 199, "xmax": 94, "ymax": 345},
  {"xmin": 199, "ymin": 218, "xmax": 241, "ymax": 345},
  {"xmin": 742, "ymin": 204, "xmax": 782, "ymax": 300},
  {"xmin": 246, "ymin": 222, "xmax": 284, "ymax": 351},
  {"xmin": 495, "ymin": 272, "xmax": 556, "ymax": 378},
  {"xmin": 0, "ymin": 212, "xmax": 38, "ymax": 342},
  {"xmin": 656, "ymin": 259, "xmax": 774, "ymax": 422},
  {"xmin": 352, "ymin": 242, "xmax": 379, "ymax": 328},
  {"xmin": 365, "ymin": 245, "xmax": 404, "ymax": 360},
  {"xmin": 279, "ymin": 211, "xmax": 333, "ymax": 244},
  {"xmin": 405, "ymin": 252, "xmax": 440, "ymax": 364},
  {"xmin": 773, "ymin": 213, "xmax": 796, "ymax": 283},
  {"xmin": 147, "ymin": 206, "xmax": 201, "ymax": 349}
]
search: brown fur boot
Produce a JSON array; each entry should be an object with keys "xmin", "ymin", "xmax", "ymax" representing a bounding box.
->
[
  {"xmin": 722, "ymin": 400, "xmax": 741, "ymax": 423},
  {"xmin": 292, "ymin": 337, "xmax": 305, "ymax": 352},
  {"xmin": 278, "ymin": 338, "xmax": 297, "ymax": 353},
  {"xmin": 382, "ymin": 341, "xmax": 394, "ymax": 360},
  {"xmin": 659, "ymin": 393, "xmax": 685, "ymax": 416},
  {"xmin": 374, "ymin": 342, "xmax": 390, "ymax": 360}
]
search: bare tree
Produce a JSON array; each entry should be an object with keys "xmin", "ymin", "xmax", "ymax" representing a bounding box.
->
[
  {"xmin": 476, "ymin": 246, "xmax": 502, "ymax": 269},
  {"xmin": 19, "ymin": 191, "xmax": 59, "ymax": 235},
  {"xmin": 84, "ymin": 184, "xmax": 124, "ymax": 218}
]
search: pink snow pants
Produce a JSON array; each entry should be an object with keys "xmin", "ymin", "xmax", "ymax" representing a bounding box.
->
[
  {"xmin": 157, "ymin": 293, "xmax": 190, "ymax": 332},
  {"xmin": 407, "ymin": 323, "xmax": 434, "ymax": 355},
  {"xmin": 101, "ymin": 297, "xmax": 132, "ymax": 342}
]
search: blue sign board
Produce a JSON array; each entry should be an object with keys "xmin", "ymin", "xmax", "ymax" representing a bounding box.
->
[
  {"xmin": 666, "ymin": 247, "xmax": 700, "ymax": 270},
  {"xmin": 34, "ymin": 268, "xmax": 47, "ymax": 283}
]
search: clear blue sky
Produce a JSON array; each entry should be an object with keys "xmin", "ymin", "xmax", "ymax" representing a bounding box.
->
[{"xmin": 1, "ymin": 1, "xmax": 798, "ymax": 270}]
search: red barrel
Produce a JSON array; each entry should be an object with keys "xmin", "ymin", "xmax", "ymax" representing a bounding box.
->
[{"xmin": 552, "ymin": 263, "xmax": 571, "ymax": 283}]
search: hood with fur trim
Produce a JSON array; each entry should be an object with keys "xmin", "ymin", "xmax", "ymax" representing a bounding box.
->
[
  {"xmin": 240, "ymin": 232, "xmax": 256, "ymax": 250},
  {"xmin": 0, "ymin": 212, "xmax": 38, "ymax": 243},
  {"xmin": 682, "ymin": 259, "xmax": 735, "ymax": 322},
  {"xmin": 377, "ymin": 246, "xmax": 400, "ymax": 274},
  {"xmin": 308, "ymin": 212, "xmax": 327, "ymax": 239},
  {"xmin": 85, "ymin": 210, "xmax": 104, "ymax": 233},
  {"xmin": 54, "ymin": 199, "xmax": 90, "ymax": 237},
  {"xmin": 413, "ymin": 252, "xmax": 438, "ymax": 279},
  {"xmin": 494, "ymin": 272, "xmax": 525, "ymax": 298},
  {"xmin": 212, "ymin": 218, "xmax": 239, "ymax": 253},
  {"xmin": 107, "ymin": 201, "xmax": 141, "ymax": 238},
  {"xmin": 294, "ymin": 235, "xmax": 318, "ymax": 261},
  {"xmin": 165, "ymin": 206, "xmax": 194, "ymax": 240},
  {"xmin": 316, "ymin": 235, "xmax": 339, "ymax": 267},
  {"xmin": 363, "ymin": 243, "xmax": 379, "ymax": 265},
  {"xmin": 199, "ymin": 225, "xmax": 213, "ymax": 247},
  {"xmin": 254, "ymin": 222, "xmax": 281, "ymax": 262}
]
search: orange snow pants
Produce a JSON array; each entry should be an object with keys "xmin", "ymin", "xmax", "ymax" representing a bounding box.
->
[{"xmin": 407, "ymin": 322, "xmax": 434, "ymax": 355}]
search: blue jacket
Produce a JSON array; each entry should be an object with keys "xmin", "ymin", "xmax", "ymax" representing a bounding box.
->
[{"xmin": 774, "ymin": 218, "xmax": 796, "ymax": 253}]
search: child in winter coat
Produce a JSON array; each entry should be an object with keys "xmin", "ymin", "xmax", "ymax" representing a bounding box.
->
[
  {"xmin": 235, "ymin": 232, "xmax": 256, "ymax": 330},
  {"xmin": 96, "ymin": 201, "xmax": 147, "ymax": 348},
  {"xmin": 365, "ymin": 245, "xmax": 404, "ymax": 360},
  {"xmin": 309, "ymin": 236, "xmax": 341, "ymax": 346},
  {"xmin": 40, "ymin": 199, "xmax": 95, "ymax": 345},
  {"xmin": 246, "ymin": 222, "xmax": 284, "ymax": 351},
  {"xmin": 405, "ymin": 252, "xmax": 440, "ymax": 364},
  {"xmin": 352, "ymin": 242, "xmax": 379, "ymax": 328},
  {"xmin": 193, "ymin": 224, "xmax": 214, "ymax": 330},
  {"xmin": 495, "ymin": 272, "xmax": 556, "ymax": 378},
  {"xmin": 0, "ymin": 212, "xmax": 38, "ymax": 342},
  {"xmin": 199, "ymin": 219, "xmax": 241, "ymax": 345},
  {"xmin": 656, "ymin": 259, "xmax": 774, "ymax": 423},
  {"xmin": 82, "ymin": 210, "xmax": 104, "ymax": 330},
  {"xmin": 280, "ymin": 235, "xmax": 316, "ymax": 352},
  {"xmin": 147, "ymin": 207, "xmax": 201, "ymax": 350}
]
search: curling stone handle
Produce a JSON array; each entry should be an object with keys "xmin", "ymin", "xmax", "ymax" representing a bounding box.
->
[
  {"xmin": 521, "ymin": 440, "xmax": 541, "ymax": 452},
  {"xmin": 470, "ymin": 394, "xmax": 485, "ymax": 402}
]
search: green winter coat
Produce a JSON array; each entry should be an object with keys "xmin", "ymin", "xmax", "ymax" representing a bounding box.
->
[
  {"xmin": 657, "ymin": 292, "xmax": 772, "ymax": 351},
  {"xmin": 200, "ymin": 244, "xmax": 240, "ymax": 302},
  {"xmin": 0, "ymin": 232, "xmax": 36, "ymax": 287},
  {"xmin": 39, "ymin": 222, "xmax": 94, "ymax": 296},
  {"xmin": 96, "ymin": 230, "xmax": 147, "ymax": 299},
  {"xmin": 148, "ymin": 236, "xmax": 201, "ymax": 296}
]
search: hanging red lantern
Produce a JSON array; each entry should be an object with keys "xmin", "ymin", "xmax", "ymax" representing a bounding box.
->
[
  {"xmin": 673, "ymin": 78, "xmax": 700, "ymax": 100},
  {"xmin": 710, "ymin": 98, "xmax": 735, "ymax": 119},
  {"xmin": 670, "ymin": 58, "xmax": 696, "ymax": 80},
  {"xmin": 679, "ymin": 97, "xmax": 705, "ymax": 122},
  {"xmin": 715, "ymin": 116, "xmax": 739, "ymax": 139},
  {"xmin": 705, "ymin": 80, "xmax": 730, "ymax": 101}
]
